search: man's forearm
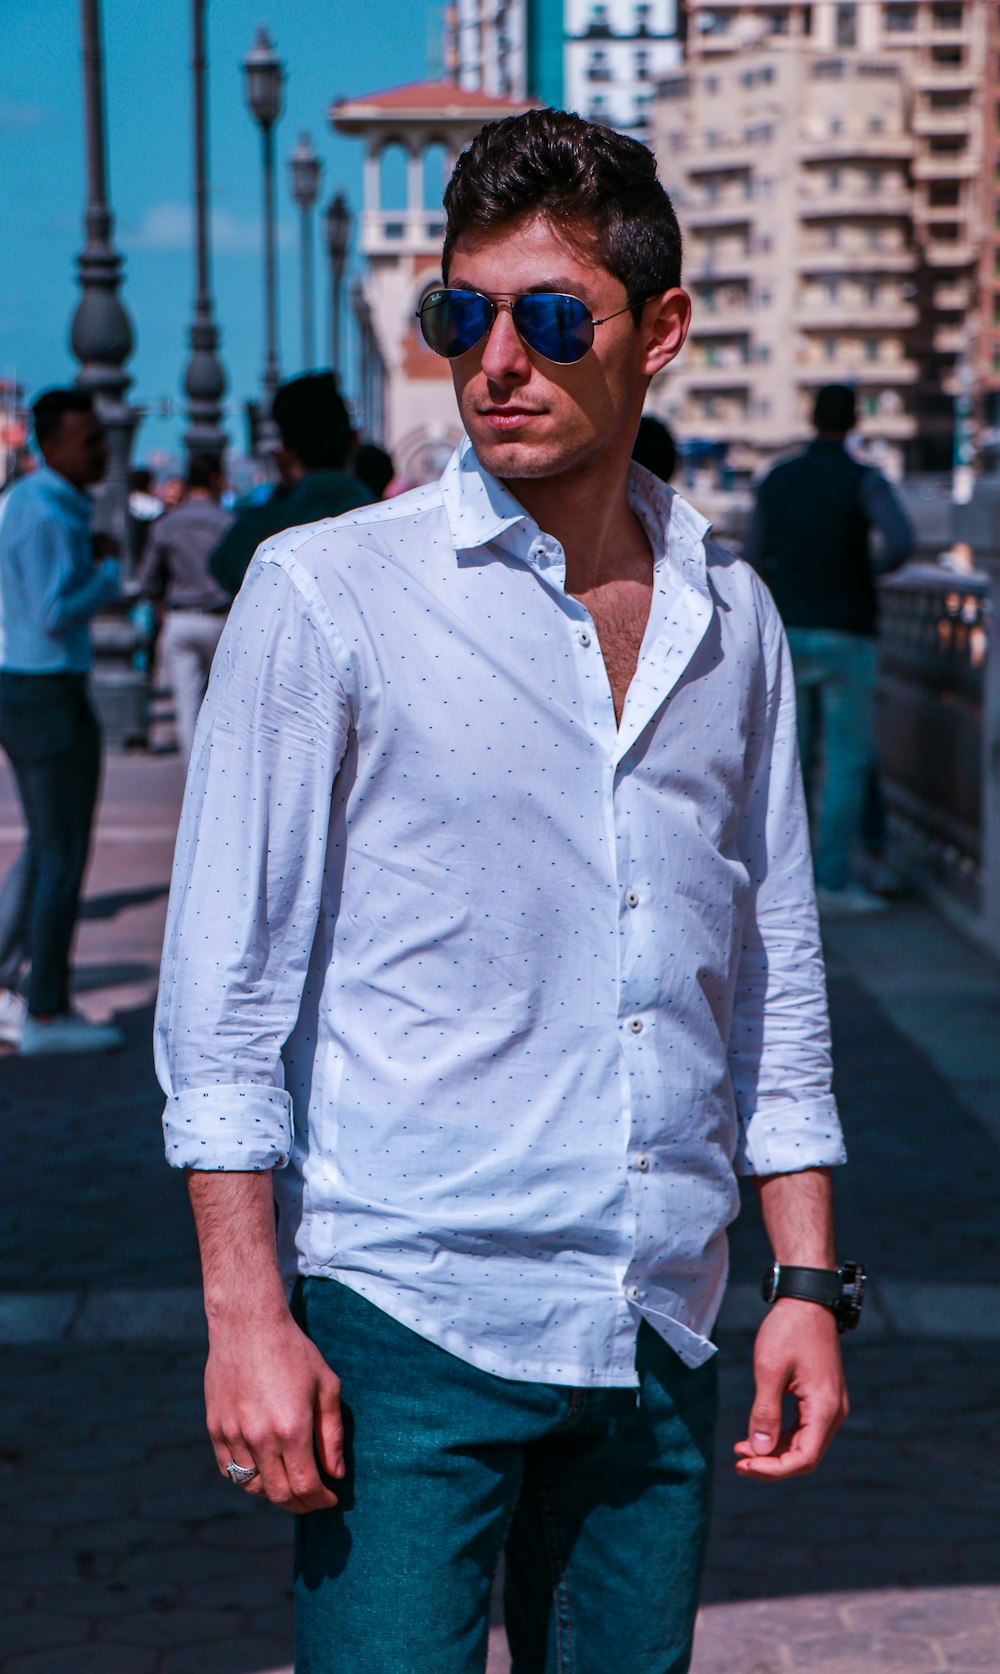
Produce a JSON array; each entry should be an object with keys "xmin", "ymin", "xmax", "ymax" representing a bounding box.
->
[
  {"xmin": 187, "ymin": 1170, "xmax": 289, "ymax": 1324},
  {"xmin": 753, "ymin": 1165, "xmax": 837, "ymax": 1267}
]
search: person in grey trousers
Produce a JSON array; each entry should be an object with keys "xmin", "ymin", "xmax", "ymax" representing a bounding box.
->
[{"xmin": 137, "ymin": 455, "xmax": 232, "ymax": 761}]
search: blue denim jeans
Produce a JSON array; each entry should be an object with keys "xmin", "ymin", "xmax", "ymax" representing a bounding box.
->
[
  {"xmin": 787, "ymin": 628, "xmax": 877, "ymax": 892},
  {"xmin": 293, "ymin": 1279, "xmax": 717, "ymax": 1674}
]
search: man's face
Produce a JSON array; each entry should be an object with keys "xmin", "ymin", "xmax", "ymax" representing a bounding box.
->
[
  {"xmin": 444, "ymin": 213, "xmax": 688, "ymax": 485},
  {"xmin": 43, "ymin": 410, "xmax": 108, "ymax": 490}
]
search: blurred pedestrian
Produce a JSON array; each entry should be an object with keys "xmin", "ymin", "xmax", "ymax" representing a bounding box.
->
[
  {"xmin": 137, "ymin": 454, "xmax": 231, "ymax": 762},
  {"xmin": 632, "ymin": 413, "xmax": 677, "ymax": 484},
  {"xmin": 127, "ymin": 465, "xmax": 165, "ymax": 568},
  {"xmin": 0, "ymin": 388, "xmax": 124, "ymax": 1053},
  {"xmin": 354, "ymin": 441, "xmax": 395, "ymax": 501},
  {"xmin": 208, "ymin": 373, "xmax": 373, "ymax": 597},
  {"xmin": 744, "ymin": 383, "xmax": 914, "ymax": 916}
]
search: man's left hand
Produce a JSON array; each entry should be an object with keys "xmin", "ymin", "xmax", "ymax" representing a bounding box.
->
[{"xmin": 733, "ymin": 1299, "xmax": 848, "ymax": 1480}]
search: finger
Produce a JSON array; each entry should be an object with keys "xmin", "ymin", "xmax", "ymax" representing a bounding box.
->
[
  {"xmin": 746, "ymin": 1360, "xmax": 786, "ymax": 1457},
  {"xmin": 315, "ymin": 1373, "xmax": 345, "ymax": 1480}
]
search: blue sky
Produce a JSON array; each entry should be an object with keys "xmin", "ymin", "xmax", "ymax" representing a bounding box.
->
[{"xmin": 0, "ymin": 0, "xmax": 439, "ymax": 464}]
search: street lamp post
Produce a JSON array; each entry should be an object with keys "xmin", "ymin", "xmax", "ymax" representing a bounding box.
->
[
  {"xmin": 184, "ymin": 0, "xmax": 227, "ymax": 462},
  {"xmin": 71, "ymin": 0, "xmax": 151, "ymax": 749},
  {"xmin": 324, "ymin": 191, "xmax": 351, "ymax": 380},
  {"xmin": 242, "ymin": 24, "xmax": 284, "ymax": 443},
  {"xmin": 289, "ymin": 131, "xmax": 322, "ymax": 371},
  {"xmin": 71, "ymin": 0, "xmax": 137, "ymax": 565}
]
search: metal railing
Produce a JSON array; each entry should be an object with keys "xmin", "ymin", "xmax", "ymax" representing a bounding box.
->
[{"xmin": 876, "ymin": 565, "xmax": 987, "ymax": 881}]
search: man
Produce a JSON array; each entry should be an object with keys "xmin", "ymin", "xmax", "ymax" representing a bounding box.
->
[
  {"xmin": 0, "ymin": 388, "xmax": 124, "ymax": 1054},
  {"xmin": 137, "ymin": 453, "xmax": 231, "ymax": 761},
  {"xmin": 745, "ymin": 383, "xmax": 914, "ymax": 916},
  {"xmin": 159, "ymin": 111, "xmax": 852, "ymax": 1674},
  {"xmin": 208, "ymin": 371, "xmax": 371, "ymax": 597}
]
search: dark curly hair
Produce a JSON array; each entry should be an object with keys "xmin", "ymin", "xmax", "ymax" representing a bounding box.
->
[{"xmin": 442, "ymin": 108, "xmax": 682, "ymax": 320}]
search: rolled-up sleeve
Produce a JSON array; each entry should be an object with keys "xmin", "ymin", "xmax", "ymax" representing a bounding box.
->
[
  {"xmin": 156, "ymin": 554, "xmax": 351, "ymax": 1170},
  {"xmin": 728, "ymin": 580, "xmax": 846, "ymax": 1176}
]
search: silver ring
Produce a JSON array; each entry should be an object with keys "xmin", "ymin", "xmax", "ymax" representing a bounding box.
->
[{"xmin": 226, "ymin": 1459, "xmax": 259, "ymax": 1486}]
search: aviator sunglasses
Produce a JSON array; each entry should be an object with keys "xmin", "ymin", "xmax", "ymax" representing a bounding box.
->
[{"xmin": 416, "ymin": 288, "xmax": 640, "ymax": 366}]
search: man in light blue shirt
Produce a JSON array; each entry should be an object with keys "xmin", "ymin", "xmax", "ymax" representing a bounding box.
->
[
  {"xmin": 160, "ymin": 112, "xmax": 856, "ymax": 1674},
  {"xmin": 0, "ymin": 388, "xmax": 124, "ymax": 1054}
]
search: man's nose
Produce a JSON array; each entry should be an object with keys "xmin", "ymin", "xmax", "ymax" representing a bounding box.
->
[{"xmin": 479, "ymin": 305, "xmax": 531, "ymax": 382}]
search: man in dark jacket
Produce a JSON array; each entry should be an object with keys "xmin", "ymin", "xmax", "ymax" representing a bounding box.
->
[
  {"xmin": 209, "ymin": 372, "xmax": 372, "ymax": 597},
  {"xmin": 744, "ymin": 383, "xmax": 913, "ymax": 916}
]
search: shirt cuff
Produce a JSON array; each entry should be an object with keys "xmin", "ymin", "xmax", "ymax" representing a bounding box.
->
[
  {"xmin": 162, "ymin": 1085, "xmax": 293, "ymax": 1171},
  {"xmin": 734, "ymin": 1095, "xmax": 846, "ymax": 1177}
]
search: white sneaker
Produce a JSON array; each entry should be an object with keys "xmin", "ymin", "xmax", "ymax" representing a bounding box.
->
[
  {"xmin": 0, "ymin": 987, "xmax": 26, "ymax": 1046},
  {"xmin": 20, "ymin": 1011, "xmax": 125, "ymax": 1056},
  {"xmin": 816, "ymin": 884, "xmax": 890, "ymax": 920}
]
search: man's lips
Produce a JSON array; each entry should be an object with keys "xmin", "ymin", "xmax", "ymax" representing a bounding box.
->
[{"xmin": 475, "ymin": 407, "xmax": 545, "ymax": 428}]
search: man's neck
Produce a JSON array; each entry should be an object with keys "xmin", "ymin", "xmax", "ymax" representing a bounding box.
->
[
  {"xmin": 501, "ymin": 446, "xmax": 651, "ymax": 592},
  {"xmin": 41, "ymin": 462, "xmax": 87, "ymax": 495}
]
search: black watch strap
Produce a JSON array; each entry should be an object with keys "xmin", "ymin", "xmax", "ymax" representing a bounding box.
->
[{"xmin": 761, "ymin": 1262, "xmax": 866, "ymax": 1333}]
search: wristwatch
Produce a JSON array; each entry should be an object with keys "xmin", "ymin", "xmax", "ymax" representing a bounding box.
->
[{"xmin": 761, "ymin": 1261, "xmax": 867, "ymax": 1334}]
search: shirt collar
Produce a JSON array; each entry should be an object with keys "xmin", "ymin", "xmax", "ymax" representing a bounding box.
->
[
  {"xmin": 440, "ymin": 435, "xmax": 712, "ymax": 594},
  {"xmin": 35, "ymin": 465, "xmax": 92, "ymax": 516}
]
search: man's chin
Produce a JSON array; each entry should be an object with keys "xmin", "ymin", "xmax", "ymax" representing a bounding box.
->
[{"xmin": 467, "ymin": 434, "xmax": 562, "ymax": 481}]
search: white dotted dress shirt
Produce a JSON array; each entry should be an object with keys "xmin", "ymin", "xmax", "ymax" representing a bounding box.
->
[{"xmin": 158, "ymin": 439, "xmax": 845, "ymax": 1386}]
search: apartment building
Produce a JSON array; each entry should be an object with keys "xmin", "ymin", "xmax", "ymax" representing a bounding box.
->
[
  {"xmin": 450, "ymin": 0, "xmax": 682, "ymax": 136},
  {"xmin": 655, "ymin": 41, "xmax": 919, "ymax": 478},
  {"xmin": 674, "ymin": 0, "xmax": 990, "ymax": 468}
]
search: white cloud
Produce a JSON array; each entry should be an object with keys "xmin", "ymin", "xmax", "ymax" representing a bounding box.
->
[{"xmin": 125, "ymin": 202, "xmax": 293, "ymax": 256}]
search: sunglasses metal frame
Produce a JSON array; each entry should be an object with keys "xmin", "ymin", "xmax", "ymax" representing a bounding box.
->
[{"xmin": 415, "ymin": 288, "xmax": 640, "ymax": 365}]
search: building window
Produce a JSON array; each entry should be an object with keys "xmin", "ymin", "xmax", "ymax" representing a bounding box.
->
[
  {"xmin": 824, "ymin": 338, "xmax": 838, "ymax": 359},
  {"xmin": 635, "ymin": 49, "xmax": 650, "ymax": 81},
  {"xmin": 706, "ymin": 76, "xmax": 719, "ymax": 93},
  {"xmin": 869, "ymin": 116, "xmax": 884, "ymax": 134},
  {"xmin": 827, "ymin": 167, "xmax": 841, "ymax": 190},
  {"xmin": 884, "ymin": 3, "xmax": 917, "ymax": 31},
  {"xmin": 867, "ymin": 225, "xmax": 883, "ymax": 247},
  {"xmin": 867, "ymin": 169, "xmax": 882, "ymax": 191},
  {"xmin": 931, "ymin": 4, "xmax": 964, "ymax": 29},
  {"xmin": 836, "ymin": 4, "xmax": 857, "ymax": 48},
  {"xmin": 824, "ymin": 279, "xmax": 840, "ymax": 302},
  {"xmin": 830, "ymin": 116, "xmax": 843, "ymax": 135},
  {"xmin": 825, "ymin": 224, "xmax": 840, "ymax": 247},
  {"xmin": 766, "ymin": 10, "xmax": 789, "ymax": 33},
  {"xmin": 865, "ymin": 283, "xmax": 881, "ymax": 304},
  {"xmin": 863, "ymin": 392, "xmax": 880, "ymax": 415}
]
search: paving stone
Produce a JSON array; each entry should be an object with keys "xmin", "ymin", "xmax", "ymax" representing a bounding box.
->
[
  {"xmin": 0, "ymin": 1616, "xmax": 92, "ymax": 1657},
  {"xmin": 94, "ymin": 1604, "xmax": 239, "ymax": 1646},
  {"xmin": 786, "ymin": 1632, "xmax": 944, "ymax": 1673},
  {"xmin": 159, "ymin": 1635, "xmax": 291, "ymax": 1673},
  {"xmin": 7, "ymin": 1647, "xmax": 159, "ymax": 1674},
  {"xmin": 844, "ymin": 1588, "xmax": 1000, "ymax": 1636}
]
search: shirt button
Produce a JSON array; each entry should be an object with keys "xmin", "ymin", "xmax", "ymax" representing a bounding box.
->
[
  {"xmin": 625, "ymin": 888, "xmax": 639, "ymax": 908},
  {"xmin": 634, "ymin": 1154, "xmax": 651, "ymax": 1173},
  {"xmin": 577, "ymin": 629, "xmax": 591, "ymax": 647},
  {"xmin": 626, "ymin": 1016, "xmax": 644, "ymax": 1035},
  {"xmin": 626, "ymin": 1283, "xmax": 641, "ymax": 1302}
]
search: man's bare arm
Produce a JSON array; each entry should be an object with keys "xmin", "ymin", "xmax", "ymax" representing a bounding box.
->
[
  {"xmin": 188, "ymin": 1170, "xmax": 344, "ymax": 1511},
  {"xmin": 733, "ymin": 1166, "xmax": 849, "ymax": 1481}
]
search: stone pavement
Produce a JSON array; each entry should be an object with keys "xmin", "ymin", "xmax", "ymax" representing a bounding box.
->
[{"xmin": 1, "ymin": 752, "xmax": 999, "ymax": 1673}]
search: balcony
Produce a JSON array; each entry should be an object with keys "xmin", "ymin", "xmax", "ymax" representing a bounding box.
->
[
  {"xmin": 687, "ymin": 253, "xmax": 753, "ymax": 282},
  {"xmin": 797, "ymin": 359, "xmax": 919, "ymax": 384},
  {"xmin": 798, "ymin": 191, "xmax": 912, "ymax": 220},
  {"xmin": 933, "ymin": 281, "xmax": 972, "ymax": 309},
  {"xmin": 912, "ymin": 66, "xmax": 978, "ymax": 93},
  {"xmin": 684, "ymin": 363, "xmax": 753, "ymax": 389},
  {"xmin": 912, "ymin": 153, "xmax": 979, "ymax": 181},
  {"xmin": 913, "ymin": 107, "xmax": 973, "ymax": 137},
  {"xmin": 687, "ymin": 311, "xmax": 752, "ymax": 336},
  {"xmin": 933, "ymin": 324, "xmax": 968, "ymax": 354},
  {"xmin": 796, "ymin": 246, "xmax": 917, "ymax": 274},
  {"xmin": 797, "ymin": 137, "xmax": 913, "ymax": 164},
  {"xmin": 686, "ymin": 152, "xmax": 754, "ymax": 176},
  {"xmin": 794, "ymin": 302, "xmax": 919, "ymax": 331},
  {"xmin": 855, "ymin": 410, "xmax": 918, "ymax": 440},
  {"xmin": 922, "ymin": 240, "xmax": 977, "ymax": 267},
  {"xmin": 683, "ymin": 200, "xmax": 754, "ymax": 230}
]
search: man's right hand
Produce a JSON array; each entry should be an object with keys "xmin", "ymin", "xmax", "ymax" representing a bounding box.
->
[{"xmin": 204, "ymin": 1305, "xmax": 345, "ymax": 1513}]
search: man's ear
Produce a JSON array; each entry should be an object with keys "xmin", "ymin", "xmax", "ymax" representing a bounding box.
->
[{"xmin": 640, "ymin": 288, "xmax": 691, "ymax": 379}]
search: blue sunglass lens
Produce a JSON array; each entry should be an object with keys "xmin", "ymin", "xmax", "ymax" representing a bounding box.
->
[
  {"xmin": 512, "ymin": 294, "xmax": 594, "ymax": 363},
  {"xmin": 419, "ymin": 290, "xmax": 494, "ymax": 358}
]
